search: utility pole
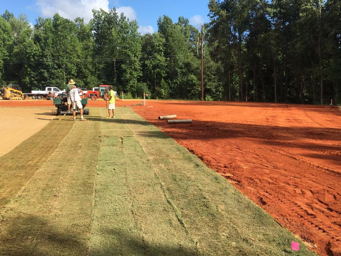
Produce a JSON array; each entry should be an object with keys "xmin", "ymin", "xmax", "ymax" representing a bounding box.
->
[
  {"xmin": 63, "ymin": 59, "xmax": 66, "ymax": 88},
  {"xmin": 201, "ymin": 25, "xmax": 205, "ymax": 101}
]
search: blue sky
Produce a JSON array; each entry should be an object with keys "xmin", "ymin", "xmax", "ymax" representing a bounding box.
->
[{"xmin": 0, "ymin": 0, "xmax": 210, "ymax": 34}]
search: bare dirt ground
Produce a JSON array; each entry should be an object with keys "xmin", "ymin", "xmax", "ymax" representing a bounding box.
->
[
  {"xmin": 1, "ymin": 99, "xmax": 340, "ymax": 255},
  {"xmin": 132, "ymin": 101, "xmax": 341, "ymax": 256},
  {"xmin": 0, "ymin": 107, "xmax": 55, "ymax": 157}
]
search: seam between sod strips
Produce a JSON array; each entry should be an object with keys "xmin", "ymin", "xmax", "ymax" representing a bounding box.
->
[{"xmin": 122, "ymin": 114, "xmax": 195, "ymax": 243}]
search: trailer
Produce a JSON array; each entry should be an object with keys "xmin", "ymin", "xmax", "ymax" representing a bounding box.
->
[{"xmin": 24, "ymin": 87, "xmax": 65, "ymax": 99}]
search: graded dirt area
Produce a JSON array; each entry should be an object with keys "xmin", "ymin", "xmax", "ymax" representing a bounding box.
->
[
  {"xmin": 0, "ymin": 107, "xmax": 55, "ymax": 157},
  {"xmin": 132, "ymin": 101, "xmax": 341, "ymax": 256}
]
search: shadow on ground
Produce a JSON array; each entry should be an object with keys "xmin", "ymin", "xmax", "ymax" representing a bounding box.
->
[{"xmin": 0, "ymin": 215, "xmax": 202, "ymax": 256}]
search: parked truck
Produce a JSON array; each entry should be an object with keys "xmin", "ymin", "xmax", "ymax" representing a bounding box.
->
[{"xmin": 24, "ymin": 87, "xmax": 65, "ymax": 99}]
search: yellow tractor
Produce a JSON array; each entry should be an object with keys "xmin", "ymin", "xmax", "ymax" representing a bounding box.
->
[{"xmin": 1, "ymin": 85, "xmax": 24, "ymax": 100}]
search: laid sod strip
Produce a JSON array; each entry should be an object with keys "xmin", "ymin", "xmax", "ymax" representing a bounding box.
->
[
  {"xmin": 0, "ymin": 118, "xmax": 74, "ymax": 208},
  {"xmin": 0, "ymin": 110, "xmax": 101, "ymax": 256},
  {"xmin": 90, "ymin": 109, "xmax": 198, "ymax": 256},
  {"xmin": 119, "ymin": 107, "xmax": 316, "ymax": 256}
]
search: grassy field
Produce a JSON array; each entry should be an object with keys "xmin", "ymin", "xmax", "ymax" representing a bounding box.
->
[{"xmin": 0, "ymin": 107, "xmax": 317, "ymax": 256}]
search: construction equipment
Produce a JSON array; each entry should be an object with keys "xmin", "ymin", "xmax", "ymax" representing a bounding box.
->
[
  {"xmin": 1, "ymin": 85, "xmax": 24, "ymax": 100},
  {"xmin": 53, "ymin": 93, "xmax": 90, "ymax": 116},
  {"xmin": 84, "ymin": 85, "xmax": 115, "ymax": 101}
]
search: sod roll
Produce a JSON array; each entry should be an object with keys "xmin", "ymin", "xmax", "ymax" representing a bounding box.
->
[
  {"xmin": 167, "ymin": 119, "xmax": 192, "ymax": 124},
  {"xmin": 159, "ymin": 114, "xmax": 177, "ymax": 120}
]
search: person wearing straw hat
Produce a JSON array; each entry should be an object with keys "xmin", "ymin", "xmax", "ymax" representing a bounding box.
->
[
  {"xmin": 70, "ymin": 85, "xmax": 86, "ymax": 121},
  {"xmin": 66, "ymin": 79, "xmax": 76, "ymax": 112}
]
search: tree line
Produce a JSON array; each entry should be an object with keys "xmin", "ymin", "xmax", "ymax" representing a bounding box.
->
[{"xmin": 0, "ymin": 0, "xmax": 340, "ymax": 104}]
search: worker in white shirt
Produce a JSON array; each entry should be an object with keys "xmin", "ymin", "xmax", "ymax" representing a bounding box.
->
[{"xmin": 70, "ymin": 86, "xmax": 86, "ymax": 121}]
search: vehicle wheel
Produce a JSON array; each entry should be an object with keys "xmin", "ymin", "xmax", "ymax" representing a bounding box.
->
[
  {"xmin": 37, "ymin": 95, "xmax": 42, "ymax": 100},
  {"xmin": 91, "ymin": 96, "xmax": 97, "ymax": 101}
]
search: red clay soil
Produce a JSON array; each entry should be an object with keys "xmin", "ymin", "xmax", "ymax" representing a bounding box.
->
[
  {"xmin": 132, "ymin": 101, "xmax": 341, "ymax": 256},
  {"xmin": 2, "ymin": 99, "xmax": 341, "ymax": 255}
]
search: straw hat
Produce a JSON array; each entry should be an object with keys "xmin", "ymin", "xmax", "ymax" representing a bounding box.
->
[{"xmin": 68, "ymin": 79, "xmax": 76, "ymax": 85}]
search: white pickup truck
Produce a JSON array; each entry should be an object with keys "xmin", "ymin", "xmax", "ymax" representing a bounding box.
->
[{"xmin": 24, "ymin": 87, "xmax": 65, "ymax": 99}]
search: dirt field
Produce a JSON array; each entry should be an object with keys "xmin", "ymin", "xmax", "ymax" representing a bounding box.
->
[
  {"xmin": 1, "ymin": 99, "xmax": 340, "ymax": 256},
  {"xmin": 0, "ymin": 107, "xmax": 55, "ymax": 157}
]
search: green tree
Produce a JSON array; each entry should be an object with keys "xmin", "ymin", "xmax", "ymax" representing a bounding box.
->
[
  {"xmin": 1, "ymin": 10, "xmax": 14, "ymax": 22},
  {"xmin": 157, "ymin": 15, "xmax": 200, "ymax": 99},
  {"xmin": 0, "ymin": 17, "xmax": 13, "ymax": 83},
  {"xmin": 324, "ymin": 0, "xmax": 341, "ymax": 105},
  {"xmin": 9, "ymin": 15, "xmax": 39, "ymax": 91},
  {"xmin": 116, "ymin": 15, "xmax": 142, "ymax": 97},
  {"xmin": 75, "ymin": 17, "xmax": 97, "ymax": 88},
  {"xmin": 92, "ymin": 8, "xmax": 119, "ymax": 85},
  {"xmin": 33, "ymin": 14, "xmax": 82, "ymax": 89},
  {"xmin": 141, "ymin": 33, "xmax": 168, "ymax": 98}
]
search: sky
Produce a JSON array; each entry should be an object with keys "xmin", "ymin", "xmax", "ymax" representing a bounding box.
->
[{"xmin": 0, "ymin": 0, "xmax": 211, "ymax": 34}]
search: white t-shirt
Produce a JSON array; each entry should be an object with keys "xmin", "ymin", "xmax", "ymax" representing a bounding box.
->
[{"xmin": 70, "ymin": 88, "xmax": 81, "ymax": 102}]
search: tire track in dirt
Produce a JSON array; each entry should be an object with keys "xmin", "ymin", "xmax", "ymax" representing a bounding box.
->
[
  {"xmin": 236, "ymin": 150, "xmax": 341, "ymax": 246},
  {"xmin": 218, "ymin": 139, "xmax": 341, "ymax": 256}
]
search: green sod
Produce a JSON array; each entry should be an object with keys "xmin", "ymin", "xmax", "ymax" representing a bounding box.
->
[{"xmin": 0, "ymin": 107, "xmax": 316, "ymax": 256}]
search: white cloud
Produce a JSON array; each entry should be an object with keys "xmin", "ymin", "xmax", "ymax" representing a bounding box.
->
[
  {"xmin": 35, "ymin": 0, "xmax": 154, "ymax": 33},
  {"xmin": 116, "ymin": 6, "xmax": 137, "ymax": 21},
  {"xmin": 35, "ymin": 0, "xmax": 110, "ymax": 23},
  {"xmin": 190, "ymin": 15, "xmax": 205, "ymax": 28},
  {"xmin": 138, "ymin": 25, "xmax": 155, "ymax": 35}
]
